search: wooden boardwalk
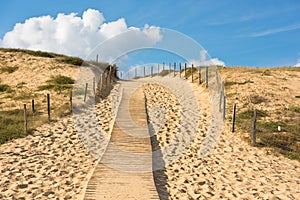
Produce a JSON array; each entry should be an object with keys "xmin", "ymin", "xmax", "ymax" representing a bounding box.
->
[{"xmin": 84, "ymin": 80, "xmax": 160, "ymax": 200}]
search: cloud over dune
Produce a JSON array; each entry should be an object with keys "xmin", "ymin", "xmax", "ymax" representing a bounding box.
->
[{"xmin": 0, "ymin": 9, "xmax": 162, "ymax": 59}]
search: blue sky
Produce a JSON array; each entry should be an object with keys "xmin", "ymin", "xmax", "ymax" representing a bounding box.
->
[{"xmin": 1, "ymin": 0, "xmax": 300, "ymax": 67}]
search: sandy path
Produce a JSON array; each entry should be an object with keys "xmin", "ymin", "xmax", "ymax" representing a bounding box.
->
[
  {"xmin": 84, "ymin": 80, "xmax": 159, "ymax": 200},
  {"xmin": 144, "ymin": 75, "xmax": 300, "ymax": 199},
  {"xmin": 0, "ymin": 84, "xmax": 119, "ymax": 200}
]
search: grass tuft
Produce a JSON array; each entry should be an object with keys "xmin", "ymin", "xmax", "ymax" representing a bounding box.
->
[
  {"xmin": 0, "ymin": 66, "xmax": 19, "ymax": 74},
  {"xmin": 38, "ymin": 75, "xmax": 74, "ymax": 92},
  {"xmin": 0, "ymin": 84, "xmax": 13, "ymax": 93}
]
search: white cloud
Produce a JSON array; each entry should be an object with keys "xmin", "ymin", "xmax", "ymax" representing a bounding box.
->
[
  {"xmin": 189, "ymin": 50, "xmax": 225, "ymax": 66},
  {"xmin": 0, "ymin": 9, "xmax": 162, "ymax": 59},
  {"xmin": 239, "ymin": 23, "xmax": 300, "ymax": 38}
]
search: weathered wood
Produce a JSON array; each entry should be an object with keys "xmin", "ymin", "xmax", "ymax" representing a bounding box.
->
[
  {"xmin": 135, "ymin": 68, "xmax": 137, "ymax": 78},
  {"xmin": 151, "ymin": 66, "xmax": 153, "ymax": 77},
  {"xmin": 23, "ymin": 104, "xmax": 27, "ymax": 134},
  {"xmin": 179, "ymin": 63, "xmax": 181, "ymax": 78},
  {"xmin": 174, "ymin": 62, "xmax": 176, "ymax": 77},
  {"xmin": 252, "ymin": 109, "xmax": 257, "ymax": 146},
  {"xmin": 70, "ymin": 90, "xmax": 72, "ymax": 112},
  {"xmin": 84, "ymin": 81, "xmax": 159, "ymax": 200},
  {"xmin": 191, "ymin": 64, "xmax": 194, "ymax": 82},
  {"xmin": 84, "ymin": 83, "xmax": 88, "ymax": 102},
  {"xmin": 198, "ymin": 68, "xmax": 201, "ymax": 84},
  {"xmin": 168, "ymin": 63, "xmax": 171, "ymax": 76},
  {"xmin": 93, "ymin": 77, "xmax": 96, "ymax": 94},
  {"xmin": 184, "ymin": 63, "xmax": 187, "ymax": 79},
  {"xmin": 47, "ymin": 94, "xmax": 50, "ymax": 121},
  {"xmin": 31, "ymin": 99, "xmax": 35, "ymax": 113},
  {"xmin": 232, "ymin": 103, "xmax": 236, "ymax": 133}
]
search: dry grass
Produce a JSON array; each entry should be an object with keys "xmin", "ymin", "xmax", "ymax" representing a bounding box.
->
[
  {"xmin": 0, "ymin": 49, "xmax": 80, "ymax": 143},
  {"xmin": 220, "ymin": 66, "xmax": 300, "ymax": 161}
]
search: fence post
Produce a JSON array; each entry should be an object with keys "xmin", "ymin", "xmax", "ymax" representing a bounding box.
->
[
  {"xmin": 174, "ymin": 62, "xmax": 176, "ymax": 77},
  {"xmin": 84, "ymin": 83, "xmax": 88, "ymax": 102},
  {"xmin": 93, "ymin": 77, "xmax": 95, "ymax": 94},
  {"xmin": 184, "ymin": 63, "xmax": 187, "ymax": 79},
  {"xmin": 223, "ymin": 95, "xmax": 226, "ymax": 120},
  {"xmin": 179, "ymin": 63, "xmax": 181, "ymax": 78},
  {"xmin": 252, "ymin": 109, "xmax": 257, "ymax": 146},
  {"xmin": 144, "ymin": 66, "xmax": 146, "ymax": 77},
  {"xmin": 232, "ymin": 103, "xmax": 236, "ymax": 132},
  {"xmin": 96, "ymin": 54, "xmax": 99, "ymax": 63},
  {"xmin": 158, "ymin": 64, "xmax": 160, "ymax": 76},
  {"xmin": 70, "ymin": 90, "xmax": 72, "ymax": 112},
  {"xmin": 151, "ymin": 66, "xmax": 153, "ymax": 77},
  {"xmin": 206, "ymin": 66, "xmax": 209, "ymax": 88},
  {"xmin": 198, "ymin": 68, "xmax": 201, "ymax": 84},
  {"xmin": 24, "ymin": 104, "xmax": 27, "ymax": 134},
  {"xmin": 47, "ymin": 94, "xmax": 50, "ymax": 121},
  {"xmin": 32, "ymin": 99, "xmax": 35, "ymax": 113},
  {"xmin": 191, "ymin": 64, "xmax": 194, "ymax": 82}
]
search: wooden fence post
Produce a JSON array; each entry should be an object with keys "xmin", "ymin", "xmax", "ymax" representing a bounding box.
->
[
  {"xmin": 232, "ymin": 103, "xmax": 236, "ymax": 132},
  {"xmin": 206, "ymin": 66, "xmax": 209, "ymax": 88},
  {"xmin": 31, "ymin": 99, "xmax": 35, "ymax": 113},
  {"xmin": 93, "ymin": 77, "xmax": 95, "ymax": 94},
  {"xmin": 158, "ymin": 64, "xmax": 160, "ymax": 75},
  {"xmin": 96, "ymin": 54, "xmax": 99, "ymax": 63},
  {"xmin": 24, "ymin": 104, "xmax": 27, "ymax": 134},
  {"xmin": 198, "ymin": 68, "xmax": 201, "ymax": 84},
  {"xmin": 179, "ymin": 63, "xmax": 181, "ymax": 78},
  {"xmin": 84, "ymin": 83, "xmax": 88, "ymax": 102},
  {"xmin": 184, "ymin": 63, "xmax": 187, "ymax": 79},
  {"xmin": 174, "ymin": 62, "xmax": 176, "ymax": 77},
  {"xmin": 70, "ymin": 90, "xmax": 72, "ymax": 112},
  {"xmin": 191, "ymin": 64, "xmax": 194, "ymax": 82},
  {"xmin": 47, "ymin": 94, "xmax": 50, "ymax": 121},
  {"xmin": 151, "ymin": 66, "xmax": 153, "ymax": 77},
  {"xmin": 252, "ymin": 109, "xmax": 257, "ymax": 146}
]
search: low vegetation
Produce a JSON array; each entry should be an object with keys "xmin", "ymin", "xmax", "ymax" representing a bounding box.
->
[
  {"xmin": 0, "ymin": 48, "xmax": 84, "ymax": 66},
  {"xmin": 0, "ymin": 66, "xmax": 19, "ymax": 74},
  {"xmin": 0, "ymin": 84, "xmax": 12, "ymax": 93},
  {"xmin": 235, "ymin": 108, "xmax": 300, "ymax": 161},
  {"xmin": 38, "ymin": 75, "xmax": 75, "ymax": 92}
]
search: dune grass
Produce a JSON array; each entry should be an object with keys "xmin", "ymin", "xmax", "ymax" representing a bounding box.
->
[
  {"xmin": 0, "ymin": 66, "xmax": 19, "ymax": 74},
  {"xmin": 38, "ymin": 75, "xmax": 74, "ymax": 92},
  {"xmin": 235, "ymin": 108, "xmax": 300, "ymax": 161}
]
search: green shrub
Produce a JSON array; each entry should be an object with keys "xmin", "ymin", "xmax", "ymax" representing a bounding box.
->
[
  {"xmin": 57, "ymin": 56, "xmax": 83, "ymax": 66},
  {"xmin": 0, "ymin": 66, "xmax": 19, "ymax": 73},
  {"xmin": 289, "ymin": 105, "xmax": 300, "ymax": 113},
  {"xmin": 38, "ymin": 75, "xmax": 74, "ymax": 92},
  {"xmin": 0, "ymin": 84, "xmax": 12, "ymax": 92}
]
